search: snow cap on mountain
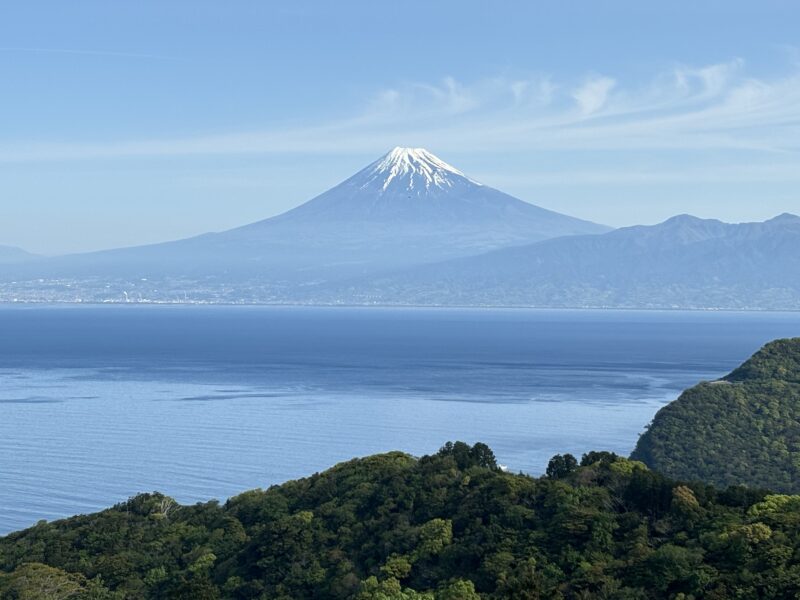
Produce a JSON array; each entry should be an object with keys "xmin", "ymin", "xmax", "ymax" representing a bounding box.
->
[{"xmin": 357, "ymin": 147, "xmax": 482, "ymax": 194}]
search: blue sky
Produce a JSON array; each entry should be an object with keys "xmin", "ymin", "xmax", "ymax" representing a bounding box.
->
[{"xmin": 2, "ymin": 1, "xmax": 800, "ymax": 254}]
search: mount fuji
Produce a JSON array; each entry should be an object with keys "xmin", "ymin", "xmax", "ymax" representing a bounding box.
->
[
  {"xmin": 3, "ymin": 148, "xmax": 609, "ymax": 300},
  {"xmin": 268, "ymin": 147, "xmax": 601, "ymax": 230},
  {"xmin": 211, "ymin": 147, "xmax": 610, "ymax": 275}
]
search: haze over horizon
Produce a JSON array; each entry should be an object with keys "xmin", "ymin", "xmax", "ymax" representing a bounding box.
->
[{"xmin": 3, "ymin": 1, "xmax": 800, "ymax": 254}]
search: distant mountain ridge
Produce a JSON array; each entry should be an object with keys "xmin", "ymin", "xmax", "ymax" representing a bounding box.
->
[{"xmin": 316, "ymin": 213, "xmax": 800, "ymax": 309}]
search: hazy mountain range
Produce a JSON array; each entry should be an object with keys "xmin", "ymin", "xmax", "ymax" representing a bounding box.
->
[
  {"xmin": 314, "ymin": 213, "xmax": 800, "ymax": 310},
  {"xmin": 1, "ymin": 148, "xmax": 798, "ymax": 309}
]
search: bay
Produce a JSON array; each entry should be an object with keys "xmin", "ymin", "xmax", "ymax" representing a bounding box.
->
[{"xmin": 1, "ymin": 305, "xmax": 799, "ymax": 534}]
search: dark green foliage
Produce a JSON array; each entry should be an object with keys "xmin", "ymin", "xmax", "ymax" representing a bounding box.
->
[
  {"xmin": 632, "ymin": 337, "xmax": 800, "ymax": 492},
  {"xmin": 435, "ymin": 441, "xmax": 498, "ymax": 471},
  {"xmin": 3, "ymin": 442, "xmax": 800, "ymax": 599},
  {"xmin": 580, "ymin": 451, "xmax": 620, "ymax": 467},
  {"xmin": 726, "ymin": 338, "xmax": 800, "ymax": 384},
  {"xmin": 545, "ymin": 453, "xmax": 578, "ymax": 479}
]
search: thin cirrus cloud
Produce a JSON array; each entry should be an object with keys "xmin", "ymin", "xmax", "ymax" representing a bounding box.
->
[{"xmin": 1, "ymin": 58, "xmax": 800, "ymax": 163}]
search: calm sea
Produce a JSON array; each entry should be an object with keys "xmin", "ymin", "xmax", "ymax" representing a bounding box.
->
[{"xmin": 1, "ymin": 305, "xmax": 799, "ymax": 534}]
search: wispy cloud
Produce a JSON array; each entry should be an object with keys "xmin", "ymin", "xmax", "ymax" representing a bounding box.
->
[
  {"xmin": 572, "ymin": 76, "xmax": 616, "ymax": 116},
  {"xmin": 2, "ymin": 58, "xmax": 800, "ymax": 164},
  {"xmin": 477, "ymin": 162, "xmax": 800, "ymax": 187}
]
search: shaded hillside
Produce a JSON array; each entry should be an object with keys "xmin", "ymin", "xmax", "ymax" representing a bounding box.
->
[
  {"xmin": 318, "ymin": 213, "xmax": 800, "ymax": 309},
  {"xmin": 632, "ymin": 338, "xmax": 800, "ymax": 492},
  {"xmin": 2, "ymin": 442, "xmax": 799, "ymax": 599}
]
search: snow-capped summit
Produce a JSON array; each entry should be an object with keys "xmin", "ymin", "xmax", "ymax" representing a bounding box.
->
[
  {"xmin": 359, "ymin": 147, "xmax": 482, "ymax": 194},
  {"xmin": 265, "ymin": 147, "xmax": 611, "ymax": 234}
]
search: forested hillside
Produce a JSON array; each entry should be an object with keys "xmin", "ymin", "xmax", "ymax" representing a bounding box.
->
[
  {"xmin": 2, "ymin": 442, "xmax": 799, "ymax": 599},
  {"xmin": 632, "ymin": 338, "xmax": 800, "ymax": 492}
]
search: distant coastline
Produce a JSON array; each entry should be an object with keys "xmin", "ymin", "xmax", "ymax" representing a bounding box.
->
[{"xmin": 1, "ymin": 299, "xmax": 799, "ymax": 313}]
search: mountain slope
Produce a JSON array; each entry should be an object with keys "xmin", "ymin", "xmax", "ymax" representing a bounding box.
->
[
  {"xmin": 264, "ymin": 147, "xmax": 603, "ymax": 235},
  {"xmin": 0, "ymin": 245, "xmax": 36, "ymax": 265},
  {"xmin": 1, "ymin": 148, "xmax": 609, "ymax": 291},
  {"xmin": 632, "ymin": 338, "xmax": 800, "ymax": 492},
  {"xmin": 320, "ymin": 213, "xmax": 800, "ymax": 309}
]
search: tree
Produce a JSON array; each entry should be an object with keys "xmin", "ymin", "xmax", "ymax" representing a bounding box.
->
[
  {"xmin": 436, "ymin": 579, "xmax": 480, "ymax": 600},
  {"xmin": 0, "ymin": 563, "xmax": 86, "ymax": 600},
  {"xmin": 546, "ymin": 453, "xmax": 578, "ymax": 479},
  {"xmin": 470, "ymin": 442, "xmax": 499, "ymax": 470}
]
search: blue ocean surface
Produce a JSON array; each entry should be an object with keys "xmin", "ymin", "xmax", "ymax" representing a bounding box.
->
[{"xmin": 1, "ymin": 305, "xmax": 799, "ymax": 534}]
